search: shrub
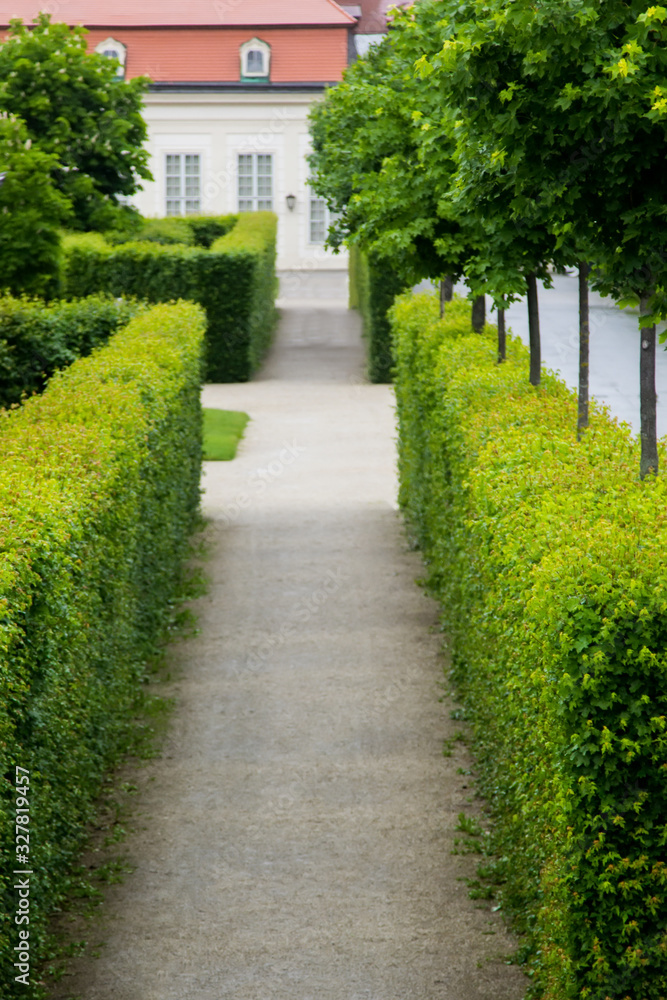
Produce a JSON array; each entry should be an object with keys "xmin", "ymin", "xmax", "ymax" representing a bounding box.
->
[
  {"xmin": 106, "ymin": 217, "xmax": 195, "ymax": 246},
  {"xmin": 392, "ymin": 291, "xmax": 667, "ymax": 1000},
  {"xmin": 185, "ymin": 214, "xmax": 238, "ymax": 249},
  {"xmin": 0, "ymin": 294, "xmax": 140, "ymax": 407},
  {"xmin": 0, "ymin": 301, "xmax": 205, "ymax": 1000},
  {"xmin": 63, "ymin": 212, "xmax": 277, "ymax": 381},
  {"xmin": 348, "ymin": 244, "xmax": 407, "ymax": 383},
  {"xmin": 205, "ymin": 212, "xmax": 277, "ymax": 379},
  {"xmin": 104, "ymin": 215, "xmax": 237, "ymax": 249}
]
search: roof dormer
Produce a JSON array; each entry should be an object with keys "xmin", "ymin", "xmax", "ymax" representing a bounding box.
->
[
  {"xmin": 95, "ymin": 37, "xmax": 127, "ymax": 79},
  {"xmin": 240, "ymin": 37, "xmax": 271, "ymax": 83}
]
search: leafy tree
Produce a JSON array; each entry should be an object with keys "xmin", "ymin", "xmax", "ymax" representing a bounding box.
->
[
  {"xmin": 0, "ymin": 14, "xmax": 152, "ymax": 230},
  {"xmin": 575, "ymin": 3, "xmax": 667, "ymax": 476},
  {"xmin": 0, "ymin": 114, "xmax": 69, "ymax": 297},
  {"xmin": 314, "ymin": 0, "xmax": 667, "ymax": 458},
  {"xmin": 417, "ymin": 0, "xmax": 667, "ymax": 470},
  {"xmin": 310, "ymin": 2, "xmax": 548, "ymax": 364},
  {"xmin": 412, "ymin": 0, "xmax": 583, "ymax": 387},
  {"xmin": 309, "ymin": 8, "xmax": 482, "ymax": 310}
]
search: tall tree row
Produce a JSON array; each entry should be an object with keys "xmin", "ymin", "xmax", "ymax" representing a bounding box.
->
[{"xmin": 309, "ymin": 0, "xmax": 667, "ymax": 477}]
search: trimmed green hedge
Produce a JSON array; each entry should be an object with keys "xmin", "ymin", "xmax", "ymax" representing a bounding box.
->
[
  {"xmin": 186, "ymin": 214, "xmax": 238, "ymax": 249},
  {"xmin": 348, "ymin": 244, "xmax": 407, "ymax": 383},
  {"xmin": 392, "ymin": 291, "xmax": 667, "ymax": 1000},
  {"xmin": 105, "ymin": 214, "xmax": 238, "ymax": 249},
  {"xmin": 106, "ymin": 216, "xmax": 195, "ymax": 246},
  {"xmin": 0, "ymin": 294, "xmax": 140, "ymax": 407},
  {"xmin": 0, "ymin": 301, "xmax": 206, "ymax": 999},
  {"xmin": 63, "ymin": 212, "xmax": 277, "ymax": 381}
]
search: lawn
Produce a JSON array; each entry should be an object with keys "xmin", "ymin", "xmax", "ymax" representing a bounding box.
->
[{"xmin": 203, "ymin": 408, "xmax": 249, "ymax": 461}]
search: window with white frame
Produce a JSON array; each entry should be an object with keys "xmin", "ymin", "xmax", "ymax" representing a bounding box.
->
[
  {"xmin": 309, "ymin": 194, "xmax": 330, "ymax": 244},
  {"xmin": 308, "ymin": 176, "xmax": 336, "ymax": 244},
  {"xmin": 95, "ymin": 37, "xmax": 127, "ymax": 79},
  {"xmin": 240, "ymin": 38, "xmax": 271, "ymax": 80},
  {"xmin": 238, "ymin": 154, "xmax": 273, "ymax": 211},
  {"xmin": 165, "ymin": 154, "xmax": 201, "ymax": 215}
]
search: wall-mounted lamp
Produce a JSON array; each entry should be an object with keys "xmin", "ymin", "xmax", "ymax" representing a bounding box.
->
[{"xmin": 285, "ymin": 193, "xmax": 296, "ymax": 212}]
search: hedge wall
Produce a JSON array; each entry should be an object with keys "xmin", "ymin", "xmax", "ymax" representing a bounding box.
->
[
  {"xmin": 392, "ymin": 292, "xmax": 667, "ymax": 1000},
  {"xmin": 348, "ymin": 244, "xmax": 407, "ymax": 383},
  {"xmin": 0, "ymin": 294, "xmax": 140, "ymax": 408},
  {"xmin": 63, "ymin": 212, "xmax": 277, "ymax": 382},
  {"xmin": 186, "ymin": 214, "xmax": 238, "ymax": 249},
  {"xmin": 105, "ymin": 214, "xmax": 238, "ymax": 249},
  {"xmin": 0, "ymin": 301, "xmax": 206, "ymax": 999}
]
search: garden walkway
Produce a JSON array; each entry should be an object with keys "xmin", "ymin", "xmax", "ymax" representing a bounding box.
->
[{"xmin": 52, "ymin": 274, "xmax": 526, "ymax": 1000}]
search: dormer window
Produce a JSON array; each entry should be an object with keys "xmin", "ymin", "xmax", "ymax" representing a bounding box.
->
[
  {"xmin": 240, "ymin": 38, "xmax": 271, "ymax": 82},
  {"xmin": 247, "ymin": 50, "xmax": 265, "ymax": 74},
  {"xmin": 95, "ymin": 37, "xmax": 127, "ymax": 79}
]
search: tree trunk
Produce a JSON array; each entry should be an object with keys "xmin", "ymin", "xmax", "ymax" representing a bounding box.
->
[
  {"xmin": 639, "ymin": 295, "xmax": 658, "ymax": 478},
  {"xmin": 577, "ymin": 262, "xmax": 590, "ymax": 439},
  {"xmin": 472, "ymin": 294, "xmax": 486, "ymax": 333},
  {"xmin": 439, "ymin": 276, "xmax": 454, "ymax": 318},
  {"xmin": 497, "ymin": 305, "xmax": 506, "ymax": 363},
  {"xmin": 527, "ymin": 272, "xmax": 541, "ymax": 386}
]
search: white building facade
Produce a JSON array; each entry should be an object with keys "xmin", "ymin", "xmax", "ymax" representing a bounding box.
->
[
  {"xmin": 1, "ymin": 0, "xmax": 365, "ymax": 271},
  {"xmin": 135, "ymin": 88, "xmax": 343, "ymax": 271}
]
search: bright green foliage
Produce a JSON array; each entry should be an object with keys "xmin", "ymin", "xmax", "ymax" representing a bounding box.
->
[
  {"xmin": 203, "ymin": 408, "xmax": 249, "ymax": 461},
  {"xmin": 0, "ymin": 294, "xmax": 140, "ymax": 407},
  {"xmin": 106, "ymin": 217, "xmax": 195, "ymax": 247},
  {"xmin": 314, "ymin": 0, "xmax": 667, "ymax": 313},
  {"xmin": 0, "ymin": 13, "xmax": 151, "ymax": 230},
  {"xmin": 0, "ymin": 301, "xmax": 205, "ymax": 1000},
  {"xmin": 0, "ymin": 115, "xmax": 69, "ymax": 298},
  {"xmin": 63, "ymin": 212, "xmax": 278, "ymax": 381},
  {"xmin": 415, "ymin": 0, "xmax": 667, "ymax": 314},
  {"xmin": 348, "ymin": 245, "xmax": 407, "ymax": 382},
  {"xmin": 393, "ymin": 291, "xmax": 667, "ymax": 999},
  {"xmin": 309, "ymin": 8, "xmax": 474, "ymax": 287},
  {"xmin": 410, "ymin": 0, "xmax": 572, "ymax": 299}
]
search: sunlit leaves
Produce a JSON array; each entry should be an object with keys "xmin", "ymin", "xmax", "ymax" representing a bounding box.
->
[
  {"xmin": 0, "ymin": 13, "xmax": 151, "ymax": 229},
  {"xmin": 0, "ymin": 301, "xmax": 205, "ymax": 997},
  {"xmin": 393, "ymin": 290, "xmax": 667, "ymax": 996},
  {"xmin": 0, "ymin": 114, "xmax": 68, "ymax": 296}
]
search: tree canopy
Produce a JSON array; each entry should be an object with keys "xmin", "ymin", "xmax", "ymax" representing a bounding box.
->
[
  {"xmin": 312, "ymin": 0, "xmax": 667, "ymax": 309},
  {"xmin": 415, "ymin": 0, "xmax": 667, "ymax": 311},
  {"xmin": 309, "ymin": 6, "xmax": 476, "ymax": 288},
  {"xmin": 0, "ymin": 13, "xmax": 152, "ymax": 230},
  {"xmin": 311, "ymin": 0, "xmax": 667, "ymax": 471},
  {"xmin": 0, "ymin": 114, "xmax": 68, "ymax": 296}
]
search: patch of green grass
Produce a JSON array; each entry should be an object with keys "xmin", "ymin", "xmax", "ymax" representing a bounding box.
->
[{"xmin": 203, "ymin": 408, "xmax": 249, "ymax": 461}]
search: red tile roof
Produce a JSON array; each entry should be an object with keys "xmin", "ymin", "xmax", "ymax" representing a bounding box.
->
[
  {"xmin": 86, "ymin": 26, "xmax": 349, "ymax": 83},
  {"xmin": 0, "ymin": 0, "xmax": 356, "ymax": 27}
]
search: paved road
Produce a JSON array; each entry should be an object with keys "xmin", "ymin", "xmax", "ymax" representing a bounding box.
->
[
  {"xmin": 50, "ymin": 273, "xmax": 526, "ymax": 1000},
  {"xmin": 439, "ymin": 273, "xmax": 667, "ymax": 435},
  {"xmin": 504, "ymin": 273, "xmax": 667, "ymax": 435}
]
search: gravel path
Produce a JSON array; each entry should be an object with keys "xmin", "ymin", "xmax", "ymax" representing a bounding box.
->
[{"xmin": 51, "ymin": 280, "xmax": 527, "ymax": 1000}]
